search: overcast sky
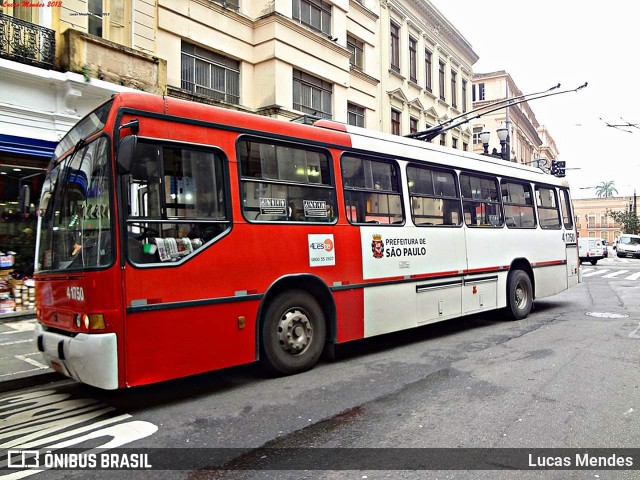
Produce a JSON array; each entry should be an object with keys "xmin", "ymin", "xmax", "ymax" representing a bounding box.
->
[{"xmin": 430, "ymin": 0, "xmax": 640, "ymax": 199}]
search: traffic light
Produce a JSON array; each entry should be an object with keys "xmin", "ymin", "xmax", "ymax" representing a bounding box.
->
[{"xmin": 550, "ymin": 160, "xmax": 566, "ymax": 177}]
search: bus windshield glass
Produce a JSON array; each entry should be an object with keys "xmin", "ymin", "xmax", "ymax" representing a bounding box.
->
[
  {"xmin": 54, "ymin": 100, "xmax": 112, "ymax": 158},
  {"xmin": 36, "ymin": 136, "xmax": 113, "ymax": 272}
]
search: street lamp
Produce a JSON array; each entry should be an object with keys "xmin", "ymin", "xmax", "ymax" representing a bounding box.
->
[
  {"xmin": 479, "ymin": 129, "xmax": 491, "ymax": 155},
  {"xmin": 480, "ymin": 125, "xmax": 508, "ymax": 160},
  {"xmin": 496, "ymin": 123, "xmax": 509, "ymax": 160}
]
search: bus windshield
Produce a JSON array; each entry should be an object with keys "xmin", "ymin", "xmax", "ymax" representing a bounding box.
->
[{"xmin": 35, "ymin": 135, "xmax": 113, "ymax": 272}]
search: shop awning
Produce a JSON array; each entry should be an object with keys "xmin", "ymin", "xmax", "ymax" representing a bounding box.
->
[{"xmin": 0, "ymin": 134, "xmax": 57, "ymax": 158}]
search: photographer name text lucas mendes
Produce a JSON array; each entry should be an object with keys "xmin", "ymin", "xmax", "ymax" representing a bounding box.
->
[{"xmin": 529, "ymin": 453, "xmax": 633, "ymax": 468}]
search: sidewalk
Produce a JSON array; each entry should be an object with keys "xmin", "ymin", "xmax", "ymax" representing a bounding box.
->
[{"xmin": 0, "ymin": 315, "xmax": 64, "ymax": 393}]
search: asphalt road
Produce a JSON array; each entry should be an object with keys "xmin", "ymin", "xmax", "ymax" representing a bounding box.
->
[{"xmin": 2, "ymin": 260, "xmax": 640, "ymax": 480}]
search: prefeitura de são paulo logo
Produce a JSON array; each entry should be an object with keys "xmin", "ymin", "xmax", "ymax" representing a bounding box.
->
[{"xmin": 371, "ymin": 234, "xmax": 384, "ymax": 259}]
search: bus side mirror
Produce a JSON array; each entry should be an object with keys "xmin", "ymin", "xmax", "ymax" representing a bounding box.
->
[{"xmin": 117, "ymin": 135, "xmax": 137, "ymax": 174}]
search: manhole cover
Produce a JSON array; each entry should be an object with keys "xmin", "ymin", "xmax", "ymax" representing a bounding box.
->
[{"xmin": 586, "ymin": 312, "xmax": 629, "ymax": 318}]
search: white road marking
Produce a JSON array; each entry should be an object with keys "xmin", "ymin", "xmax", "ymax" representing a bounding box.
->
[
  {"xmin": 602, "ymin": 270, "xmax": 630, "ymax": 278},
  {"xmin": 582, "ymin": 269, "xmax": 609, "ymax": 277},
  {"xmin": 3, "ymin": 321, "xmax": 36, "ymax": 333},
  {"xmin": 14, "ymin": 355, "xmax": 48, "ymax": 370},
  {"xmin": 0, "ymin": 340, "xmax": 32, "ymax": 347},
  {"xmin": 0, "ymin": 368, "xmax": 46, "ymax": 379},
  {"xmin": 0, "ymin": 390, "xmax": 159, "ymax": 479},
  {"xmin": 583, "ymin": 268, "xmax": 640, "ymax": 281}
]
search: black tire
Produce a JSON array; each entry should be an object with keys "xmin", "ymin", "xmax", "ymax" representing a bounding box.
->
[
  {"xmin": 260, "ymin": 290, "xmax": 326, "ymax": 375},
  {"xmin": 590, "ymin": 259, "xmax": 598, "ymax": 265},
  {"xmin": 505, "ymin": 270, "xmax": 533, "ymax": 320}
]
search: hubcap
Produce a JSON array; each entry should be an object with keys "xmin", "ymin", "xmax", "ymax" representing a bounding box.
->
[
  {"xmin": 277, "ymin": 309, "xmax": 313, "ymax": 355},
  {"xmin": 515, "ymin": 282, "xmax": 528, "ymax": 310}
]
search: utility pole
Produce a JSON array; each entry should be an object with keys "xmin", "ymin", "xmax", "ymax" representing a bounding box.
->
[{"xmin": 504, "ymin": 81, "xmax": 510, "ymax": 162}]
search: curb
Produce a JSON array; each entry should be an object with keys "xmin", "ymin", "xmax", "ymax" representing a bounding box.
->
[
  {"xmin": 0, "ymin": 310, "xmax": 36, "ymax": 324},
  {"xmin": 0, "ymin": 372, "xmax": 68, "ymax": 394}
]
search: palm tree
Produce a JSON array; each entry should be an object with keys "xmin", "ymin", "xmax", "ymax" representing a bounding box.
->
[{"xmin": 595, "ymin": 181, "xmax": 618, "ymax": 198}]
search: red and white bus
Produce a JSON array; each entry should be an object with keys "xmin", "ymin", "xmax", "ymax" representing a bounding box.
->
[{"xmin": 34, "ymin": 92, "xmax": 580, "ymax": 389}]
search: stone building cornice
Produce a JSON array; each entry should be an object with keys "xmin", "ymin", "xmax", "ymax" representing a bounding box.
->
[
  {"xmin": 389, "ymin": 0, "xmax": 479, "ymax": 66},
  {"xmin": 254, "ymin": 12, "xmax": 351, "ymax": 58},
  {"xmin": 350, "ymin": 67, "xmax": 380, "ymax": 86},
  {"xmin": 187, "ymin": 0, "xmax": 254, "ymax": 27},
  {"xmin": 349, "ymin": 0, "xmax": 379, "ymax": 22},
  {"xmin": 161, "ymin": 3, "xmax": 349, "ymax": 58}
]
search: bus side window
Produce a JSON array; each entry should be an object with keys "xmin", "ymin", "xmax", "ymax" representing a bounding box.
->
[
  {"xmin": 342, "ymin": 155, "xmax": 404, "ymax": 225},
  {"xmin": 559, "ymin": 188, "xmax": 573, "ymax": 229},
  {"xmin": 407, "ymin": 165, "xmax": 461, "ymax": 226},
  {"xmin": 128, "ymin": 143, "xmax": 162, "ymax": 218},
  {"xmin": 501, "ymin": 180, "xmax": 536, "ymax": 229},
  {"xmin": 125, "ymin": 141, "xmax": 231, "ymax": 264},
  {"xmin": 535, "ymin": 185, "xmax": 562, "ymax": 229},
  {"xmin": 460, "ymin": 173, "xmax": 503, "ymax": 227},
  {"xmin": 238, "ymin": 139, "xmax": 337, "ymax": 223}
]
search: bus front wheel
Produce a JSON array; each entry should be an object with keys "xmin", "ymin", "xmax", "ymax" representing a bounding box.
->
[
  {"xmin": 505, "ymin": 270, "xmax": 533, "ymax": 320},
  {"xmin": 260, "ymin": 290, "xmax": 326, "ymax": 375}
]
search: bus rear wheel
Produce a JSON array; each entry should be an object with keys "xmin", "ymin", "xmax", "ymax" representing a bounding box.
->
[
  {"xmin": 505, "ymin": 270, "xmax": 533, "ymax": 320},
  {"xmin": 260, "ymin": 290, "xmax": 326, "ymax": 375}
]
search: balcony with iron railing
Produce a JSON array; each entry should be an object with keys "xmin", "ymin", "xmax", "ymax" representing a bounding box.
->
[{"xmin": 0, "ymin": 13, "xmax": 55, "ymax": 69}]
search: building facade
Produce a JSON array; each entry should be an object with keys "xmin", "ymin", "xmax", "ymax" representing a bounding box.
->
[
  {"xmin": 0, "ymin": 1, "xmax": 162, "ymax": 308},
  {"xmin": 379, "ymin": 0, "xmax": 477, "ymax": 147},
  {"xmin": 0, "ymin": 0, "xmax": 476, "ymax": 313},
  {"xmin": 471, "ymin": 71, "xmax": 559, "ymax": 167},
  {"xmin": 572, "ymin": 196, "xmax": 637, "ymax": 243},
  {"xmin": 536, "ymin": 125, "xmax": 560, "ymax": 167},
  {"xmin": 154, "ymin": 0, "xmax": 478, "ymax": 146}
]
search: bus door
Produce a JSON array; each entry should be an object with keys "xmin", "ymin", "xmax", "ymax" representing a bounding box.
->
[
  {"xmin": 559, "ymin": 188, "xmax": 579, "ymax": 286},
  {"xmin": 459, "ymin": 173, "xmax": 503, "ymax": 314},
  {"xmin": 118, "ymin": 138, "xmax": 238, "ymax": 385}
]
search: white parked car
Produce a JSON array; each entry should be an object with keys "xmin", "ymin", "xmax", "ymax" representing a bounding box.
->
[
  {"xmin": 578, "ymin": 237, "xmax": 604, "ymax": 265},
  {"xmin": 616, "ymin": 234, "xmax": 640, "ymax": 259}
]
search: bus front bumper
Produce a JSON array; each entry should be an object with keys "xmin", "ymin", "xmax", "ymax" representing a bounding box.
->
[{"xmin": 34, "ymin": 324, "xmax": 119, "ymax": 390}]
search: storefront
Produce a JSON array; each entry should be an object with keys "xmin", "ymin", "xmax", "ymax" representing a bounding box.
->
[
  {"xmin": 0, "ymin": 134, "xmax": 54, "ymax": 316},
  {"xmin": 2, "ymin": 45, "xmax": 138, "ymax": 319}
]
